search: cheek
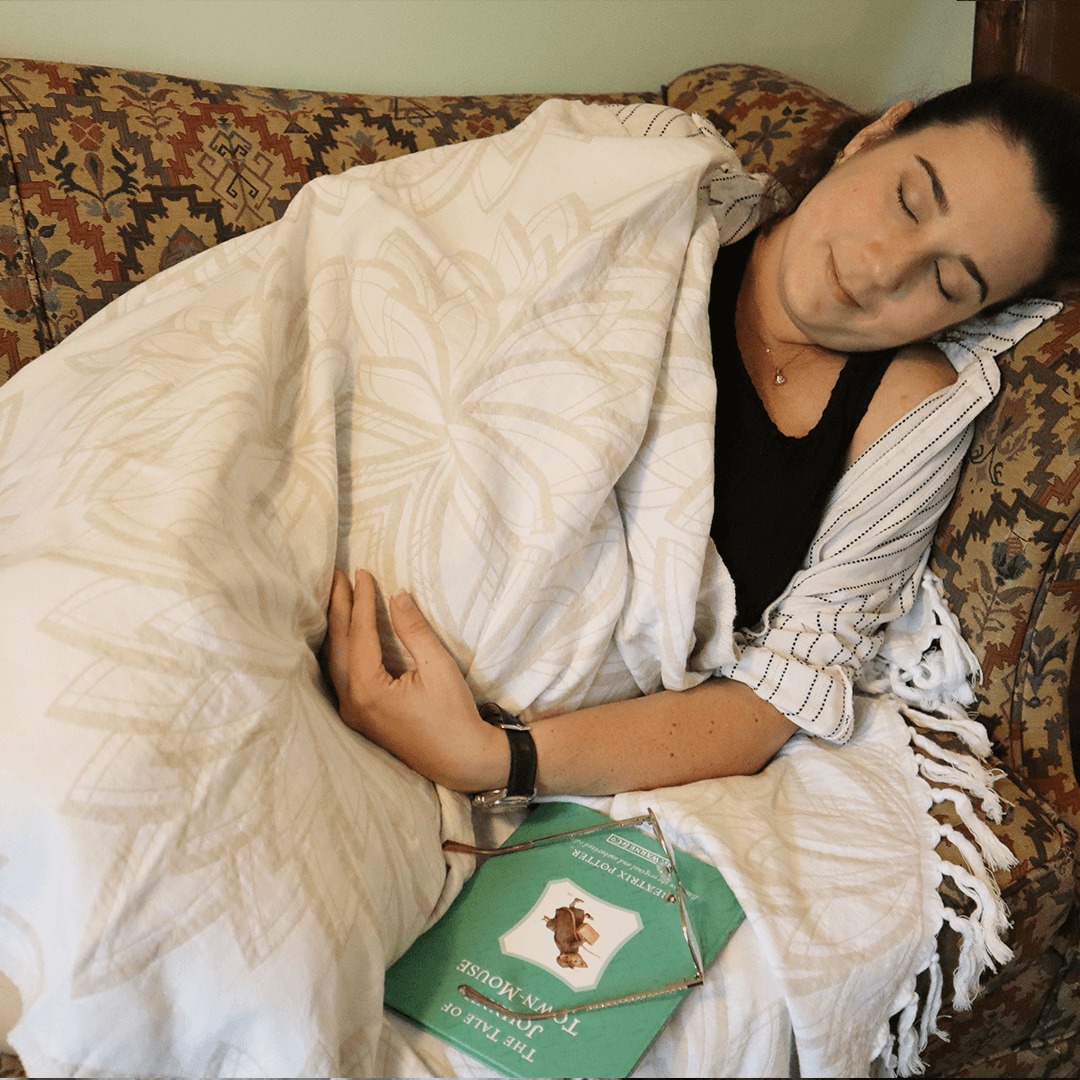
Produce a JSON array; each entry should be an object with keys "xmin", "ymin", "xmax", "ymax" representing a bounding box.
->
[
  {"xmin": 778, "ymin": 233, "xmax": 828, "ymax": 307},
  {"xmin": 882, "ymin": 297, "xmax": 971, "ymax": 348},
  {"xmin": 870, "ymin": 300, "xmax": 924, "ymax": 340}
]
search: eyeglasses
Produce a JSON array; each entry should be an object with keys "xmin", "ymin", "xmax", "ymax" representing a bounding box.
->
[{"xmin": 442, "ymin": 808, "xmax": 705, "ymax": 1020}]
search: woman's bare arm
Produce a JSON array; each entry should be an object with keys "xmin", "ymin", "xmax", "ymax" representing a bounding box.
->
[
  {"xmin": 324, "ymin": 569, "xmax": 797, "ymax": 796},
  {"xmin": 526, "ymin": 677, "xmax": 797, "ymax": 795}
]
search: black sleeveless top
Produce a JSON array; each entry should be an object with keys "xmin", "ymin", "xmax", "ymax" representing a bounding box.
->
[{"xmin": 709, "ymin": 237, "xmax": 896, "ymax": 629}]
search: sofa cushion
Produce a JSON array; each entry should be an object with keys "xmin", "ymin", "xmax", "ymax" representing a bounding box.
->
[{"xmin": 663, "ymin": 62, "xmax": 858, "ymax": 192}]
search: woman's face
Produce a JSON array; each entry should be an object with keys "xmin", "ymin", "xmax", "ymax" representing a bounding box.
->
[{"xmin": 769, "ymin": 115, "xmax": 1056, "ymax": 352}]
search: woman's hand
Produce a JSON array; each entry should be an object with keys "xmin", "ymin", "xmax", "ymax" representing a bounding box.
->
[{"xmin": 322, "ymin": 569, "xmax": 508, "ymax": 791}]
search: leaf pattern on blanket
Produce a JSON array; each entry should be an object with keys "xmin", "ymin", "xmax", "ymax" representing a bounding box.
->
[
  {"xmin": 339, "ymin": 222, "xmax": 674, "ymax": 699},
  {"xmin": 12, "ymin": 244, "xmax": 453, "ymax": 1005}
]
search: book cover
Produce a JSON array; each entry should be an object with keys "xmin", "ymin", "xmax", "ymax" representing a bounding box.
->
[{"xmin": 384, "ymin": 801, "xmax": 743, "ymax": 1079}]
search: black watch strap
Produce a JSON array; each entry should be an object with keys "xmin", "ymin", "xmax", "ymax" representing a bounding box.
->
[{"xmin": 474, "ymin": 703, "xmax": 536, "ymax": 809}]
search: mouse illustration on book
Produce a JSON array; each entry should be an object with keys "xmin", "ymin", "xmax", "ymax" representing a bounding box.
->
[{"xmin": 543, "ymin": 898, "xmax": 601, "ymax": 969}]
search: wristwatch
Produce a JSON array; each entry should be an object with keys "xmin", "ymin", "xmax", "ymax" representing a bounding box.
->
[{"xmin": 472, "ymin": 702, "xmax": 537, "ymax": 810}]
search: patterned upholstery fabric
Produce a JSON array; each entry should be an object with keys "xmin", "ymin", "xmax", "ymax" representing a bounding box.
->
[
  {"xmin": 2, "ymin": 55, "xmax": 1078, "ymax": 1077},
  {"xmin": 922, "ymin": 734, "xmax": 1077, "ymax": 1074},
  {"xmin": 926, "ymin": 305, "xmax": 1080, "ymax": 1076},
  {"xmin": 933, "ymin": 294, "xmax": 1080, "ymax": 824},
  {"xmin": 665, "ymin": 61, "xmax": 857, "ymax": 177}
]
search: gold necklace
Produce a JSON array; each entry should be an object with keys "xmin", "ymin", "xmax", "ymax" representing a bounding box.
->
[
  {"xmin": 734, "ymin": 297, "xmax": 818, "ymax": 386},
  {"xmin": 762, "ymin": 339, "xmax": 813, "ymax": 386}
]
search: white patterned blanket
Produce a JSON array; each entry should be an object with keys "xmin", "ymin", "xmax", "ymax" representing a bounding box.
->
[{"xmin": 0, "ymin": 101, "xmax": 1024, "ymax": 1077}]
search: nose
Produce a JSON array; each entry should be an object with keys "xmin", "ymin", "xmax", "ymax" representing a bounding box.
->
[{"xmin": 856, "ymin": 235, "xmax": 919, "ymax": 294}]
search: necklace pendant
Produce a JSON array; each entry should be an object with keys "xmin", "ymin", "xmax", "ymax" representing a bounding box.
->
[{"xmin": 773, "ymin": 368, "xmax": 787, "ymax": 386}]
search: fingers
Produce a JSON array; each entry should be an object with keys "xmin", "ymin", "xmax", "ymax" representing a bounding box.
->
[
  {"xmin": 327, "ymin": 568, "xmax": 354, "ymax": 637},
  {"xmin": 325, "ymin": 568, "xmax": 390, "ymax": 703},
  {"xmin": 347, "ymin": 567, "xmax": 378, "ymax": 660},
  {"xmin": 321, "ymin": 569, "xmax": 492, "ymax": 786},
  {"xmin": 387, "ymin": 587, "xmax": 450, "ymax": 673},
  {"xmin": 325, "ymin": 567, "xmax": 456, "ymax": 700},
  {"xmin": 325, "ymin": 569, "xmax": 354, "ymax": 699}
]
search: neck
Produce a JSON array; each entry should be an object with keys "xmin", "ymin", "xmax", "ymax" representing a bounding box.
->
[
  {"xmin": 736, "ymin": 224, "xmax": 847, "ymax": 388},
  {"xmin": 744, "ymin": 219, "xmax": 816, "ymax": 350}
]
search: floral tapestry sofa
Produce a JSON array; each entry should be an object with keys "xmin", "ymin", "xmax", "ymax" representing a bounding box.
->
[{"xmin": 1, "ymin": 56, "xmax": 1077, "ymax": 1078}]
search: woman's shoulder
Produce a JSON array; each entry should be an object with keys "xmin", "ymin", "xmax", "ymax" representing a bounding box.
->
[{"xmin": 845, "ymin": 343, "xmax": 959, "ymax": 465}]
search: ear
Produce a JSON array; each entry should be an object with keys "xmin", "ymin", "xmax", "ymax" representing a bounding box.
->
[{"xmin": 837, "ymin": 99, "xmax": 915, "ymax": 163}]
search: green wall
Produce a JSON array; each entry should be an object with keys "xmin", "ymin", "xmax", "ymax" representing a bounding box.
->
[{"xmin": 2, "ymin": 0, "xmax": 975, "ymax": 111}]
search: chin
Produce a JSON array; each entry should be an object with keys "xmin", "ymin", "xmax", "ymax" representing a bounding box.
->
[
  {"xmin": 786, "ymin": 298, "xmax": 901, "ymax": 353},
  {"xmin": 803, "ymin": 324, "xmax": 882, "ymax": 354},
  {"xmin": 778, "ymin": 280, "xmax": 846, "ymax": 347},
  {"xmin": 785, "ymin": 306, "xmax": 852, "ymax": 351}
]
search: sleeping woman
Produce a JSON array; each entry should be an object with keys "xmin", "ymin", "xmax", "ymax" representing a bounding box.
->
[
  {"xmin": 323, "ymin": 75, "xmax": 1079, "ymax": 800},
  {"xmin": 5, "ymin": 70, "xmax": 1080, "ymax": 1080}
]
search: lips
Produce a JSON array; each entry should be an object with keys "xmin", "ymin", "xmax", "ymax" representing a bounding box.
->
[{"xmin": 828, "ymin": 250, "xmax": 861, "ymax": 309}]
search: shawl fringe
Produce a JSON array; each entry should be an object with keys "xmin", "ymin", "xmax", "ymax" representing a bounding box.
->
[{"xmin": 865, "ymin": 571, "xmax": 1014, "ymax": 1075}]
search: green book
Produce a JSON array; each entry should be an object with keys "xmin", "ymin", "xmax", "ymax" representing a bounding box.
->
[{"xmin": 384, "ymin": 801, "xmax": 743, "ymax": 1079}]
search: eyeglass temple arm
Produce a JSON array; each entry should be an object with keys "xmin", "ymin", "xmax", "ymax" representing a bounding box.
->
[
  {"xmin": 441, "ymin": 814, "xmax": 654, "ymax": 856},
  {"xmin": 458, "ymin": 972, "xmax": 704, "ymax": 1021},
  {"xmin": 444, "ymin": 808, "xmax": 708, "ymax": 1017}
]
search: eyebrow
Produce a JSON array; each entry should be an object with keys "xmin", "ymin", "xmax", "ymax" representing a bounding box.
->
[
  {"xmin": 916, "ymin": 155, "xmax": 949, "ymax": 214},
  {"xmin": 916, "ymin": 154, "xmax": 989, "ymax": 303}
]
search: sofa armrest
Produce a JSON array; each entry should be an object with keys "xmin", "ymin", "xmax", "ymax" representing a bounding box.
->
[{"xmin": 929, "ymin": 291, "xmax": 1080, "ymax": 833}]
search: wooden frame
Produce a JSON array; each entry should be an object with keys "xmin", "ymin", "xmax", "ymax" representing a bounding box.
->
[{"xmin": 973, "ymin": 0, "xmax": 1080, "ymax": 91}]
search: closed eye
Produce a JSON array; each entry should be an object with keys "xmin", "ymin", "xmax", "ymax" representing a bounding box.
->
[
  {"xmin": 896, "ymin": 182, "xmax": 917, "ymax": 222},
  {"xmin": 899, "ymin": 182, "xmax": 960, "ymax": 302},
  {"xmin": 934, "ymin": 264, "xmax": 955, "ymax": 302}
]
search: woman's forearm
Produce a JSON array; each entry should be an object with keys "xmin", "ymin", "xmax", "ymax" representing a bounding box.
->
[
  {"xmin": 387, "ymin": 675, "xmax": 800, "ymax": 796},
  {"xmin": 325, "ymin": 569, "xmax": 798, "ymax": 796},
  {"xmin": 527, "ymin": 678, "xmax": 798, "ymax": 796}
]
